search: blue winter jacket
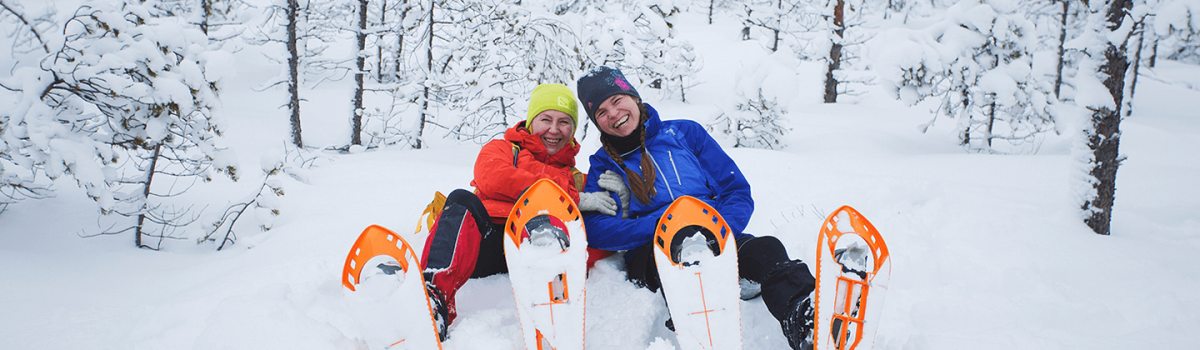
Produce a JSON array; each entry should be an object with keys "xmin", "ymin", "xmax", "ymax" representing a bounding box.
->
[{"xmin": 583, "ymin": 104, "xmax": 754, "ymax": 251}]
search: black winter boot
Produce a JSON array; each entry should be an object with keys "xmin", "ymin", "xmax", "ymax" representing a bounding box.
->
[
  {"xmin": 424, "ymin": 278, "xmax": 451, "ymax": 342},
  {"xmin": 780, "ymin": 292, "xmax": 814, "ymax": 350}
]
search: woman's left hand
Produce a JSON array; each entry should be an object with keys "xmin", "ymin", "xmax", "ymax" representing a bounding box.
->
[{"xmin": 597, "ymin": 170, "xmax": 630, "ymax": 219}]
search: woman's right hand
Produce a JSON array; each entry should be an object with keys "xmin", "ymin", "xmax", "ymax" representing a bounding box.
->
[{"xmin": 597, "ymin": 170, "xmax": 630, "ymax": 219}]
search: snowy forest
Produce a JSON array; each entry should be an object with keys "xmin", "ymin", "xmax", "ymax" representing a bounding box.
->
[
  {"xmin": 3, "ymin": 0, "xmax": 1200, "ymax": 349},
  {"xmin": 1, "ymin": 0, "xmax": 1197, "ymax": 248}
]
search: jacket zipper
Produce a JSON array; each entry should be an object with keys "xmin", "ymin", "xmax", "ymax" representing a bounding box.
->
[
  {"xmin": 646, "ymin": 151, "xmax": 676, "ymax": 200},
  {"xmin": 667, "ymin": 150, "xmax": 682, "ymax": 186}
]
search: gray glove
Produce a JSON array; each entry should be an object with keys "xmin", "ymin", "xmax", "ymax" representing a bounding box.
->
[
  {"xmin": 596, "ymin": 170, "xmax": 630, "ymax": 219},
  {"xmin": 578, "ymin": 191, "xmax": 618, "ymax": 216}
]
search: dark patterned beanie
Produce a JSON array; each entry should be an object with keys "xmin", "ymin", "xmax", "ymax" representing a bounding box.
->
[{"xmin": 576, "ymin": 66, "xmax": 640, "ymax": 124}]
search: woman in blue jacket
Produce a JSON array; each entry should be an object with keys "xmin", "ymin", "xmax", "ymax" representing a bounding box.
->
[{"xmin": 578, "ymin": 66, "xmax": 817, "ymax": 350}]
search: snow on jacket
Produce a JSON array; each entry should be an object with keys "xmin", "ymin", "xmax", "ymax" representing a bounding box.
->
[
  {"xmin": 471, "ymin": 121, "xmax": 582, "ymax": 221},
  {"xmin": 582, "ymin": 104, "xmax": 754, "ymax": 251}
]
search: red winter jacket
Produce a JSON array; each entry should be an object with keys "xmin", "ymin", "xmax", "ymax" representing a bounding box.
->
[{"xmin": 471, "ymin": 122, "xmax": 582, "ymax": 222}]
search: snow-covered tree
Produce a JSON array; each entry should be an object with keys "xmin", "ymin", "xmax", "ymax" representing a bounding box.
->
[
  {"xmin": 444, "ymin": 1, "xmax": 583, "ymax": 143},
  {"xmin": 1018, "ymin": 0, "xmax": 1090, "ymax": 101},
  {"xmin": 708, "ymin": 53, "xmax": 796, "ymax": 149},
  {"xmin": 1047, "ymin": 0, "xmax": 1088, "ymax": 98},
  {"xmin": 344, "ymin": 0, "xmax": 421, "ymax": 148},
  {"xmin": 247, "ymin": 0, "xmax": 351, "ymax": 149},
  {"xmin": 0, "ymin": 0, "xmax": 57, "ymax": 212},
  {"xmin": 198, "ymin": 0, "xmax": 253, "ymax": 38},
  {"xmin": 0, "ymin": 0, "xmax": 234, "ymax": 248},
  {"xmin": 871, "ymin": 0, "xmax": 1055, "ymax": 154},
  {"xmin": 200, "ymin": 153, "xmax": 284, "ymax": 250},
  {"xmin": 821, "ymin": 0, "xmax": 872, "ymax": 103},
  {"xmin": 742, "ymin": 0, "xmax": 813, "ymax": 53},
  {"xmin": 1152, "ymin": 0, "xmax": 1199, "ymax": 64},
  {"xmin": 0, "ymin": 0, "xmax": 52, "ymax": 54},
  {"xmin": 352, "ymin": 0, "xmax": 367, "ymax": 146},
  {"xmin": 575, "ymin": 0, "xmax": 701, "ymax": 102},
  {"xmin": 707, "ymin": 0, "xmax": 739, "ymax": 24},
  {"xmin": 1071, "ymin": 0, "xmax": 1141, "ymax": 235}
]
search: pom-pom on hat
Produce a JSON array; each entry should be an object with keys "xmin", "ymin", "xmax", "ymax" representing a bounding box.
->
[
  {"xmin": 526, "ymin": 83, "xmax": 579, "ymax": 129},
  {"xmin": 576, "ymin": 66, "xmax": 640, "ymax": 124}
]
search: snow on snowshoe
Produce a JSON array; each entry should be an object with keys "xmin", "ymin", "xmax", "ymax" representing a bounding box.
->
[
  {"xmin": 503, "ymin": 179, "xmax": 587, "ymax": 350},
  {"xmin": 653, "ymin": 196, "xmax": 742, "ymax": 350},
  {"xmin": 813, "ymin": 206, "xmax": 891, "ymax": 350},
  {"xmin": 342, "ymin": 225, "xmax": 444, "ymax": 350}
]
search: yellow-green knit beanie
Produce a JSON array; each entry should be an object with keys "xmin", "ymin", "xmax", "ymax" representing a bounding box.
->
[{"xmin": 526, "ymin": 83, "xmax": 579, "ymax": 129}]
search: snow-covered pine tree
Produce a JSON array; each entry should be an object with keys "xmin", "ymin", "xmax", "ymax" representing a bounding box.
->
[
  {"xmin": 199, "ymin": 0, "xmax": 253, "ymax": 38},
  {"xmin": 352, "ymin": 0, "xmax": 424, "ymax": 148},
  {"xmin": 741, "ymin": 0, "xmax": 811, "ymax": 53},
  {"xmin": 708, "ymin": 53, "xmax": 796, "ymax": 150},
  {"xmin": 573, "ymin": 0, "xmax": 700, "ymax": 102},
  {"xmin": 5, "ymin": 0, "xmax": 234, "ymax": 248},
  {"xmin": 1043, "ymin": 0, "xmax": 1090, "ymax": 99},
  {"xmin": 413, "ymin": 0, "xmax": 446, "ymax": 149},
  {"xmin": 871, "ymin": 0, "xmax": 1054, "ymax": 154},
  {"xmin": 200, "ymin": 153, "xmax": 285, "ymax": 250},
  {"xmin": 821, "ymin": 0, "xmax": 871, "ymax": 103},
  {"xmin": 423, "ymin": 0, "xmax": 584, "ymax": 144},
  {"xmin": 1153, "ymin": 0, "xmax": 1198, "ymax": 65},
  {"xmin": 707, "ymin": 0, "xmax": 739, "ymax": 24},
  {"xmin": 884, "ymin": 0, "xmax": 904, "ymax": 20},
  {"xmin": 956, "ymin": 0, "xmax": 1054, "ymax": 153},
  {"xmin": 1072, "ymin": 0, "xmax": 1140, "ymax": 235},
  {"xmin": 0, "ymin": 0, "xmax": 57, "ymax": 212},
  {"xmin": 824, "ymin": 0, "xmax": 847, "ymax": 103},
  {"xmin": 247, "ymin": 0, "xmax": 350, "ymax": 149},
  {"xmin": 148, "ymin": 0, "xmax": 252, "ymax": 38}
]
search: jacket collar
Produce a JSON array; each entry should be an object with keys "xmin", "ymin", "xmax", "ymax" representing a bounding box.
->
[
  {"xmin": 616, "ymin": 103, "xmax": 662, "ymax": 158},
  {"xmin": 643, "ymin": 103, "xmax": 661, "ymax": 138},
  {"xmin": 506, "ymin": 121, "xmax": 579, "ymax": 167}
]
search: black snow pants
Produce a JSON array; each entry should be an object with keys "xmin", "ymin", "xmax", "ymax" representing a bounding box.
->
[{"xmin": 625, "ymin": 235, "xmax": 816, "ymax": 322}]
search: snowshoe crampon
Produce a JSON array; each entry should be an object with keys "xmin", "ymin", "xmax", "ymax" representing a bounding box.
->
[
  {"xmin": 503, "ymin": 179, "xmax": 587, "ymax": 350},
  {"xmin": 813, "ymin": 206, "xmax": 891, "ymax": 350},
  {"xmin": 342, "ymin": 225, "xmax": 444, "ymax": 350},
  {"xmin": 653, "ymin": 196, "xmax": 742, "ymax": 350}
]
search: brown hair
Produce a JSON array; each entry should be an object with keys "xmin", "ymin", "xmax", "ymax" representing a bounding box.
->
[{"xmin": 600, "ymin": 101, "xmax": 656, "ymax": 204}]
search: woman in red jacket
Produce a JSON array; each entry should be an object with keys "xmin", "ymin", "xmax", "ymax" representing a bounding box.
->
[{"xmin": 419, "ymin": 83, "xmax": 615, "ymax": 340}]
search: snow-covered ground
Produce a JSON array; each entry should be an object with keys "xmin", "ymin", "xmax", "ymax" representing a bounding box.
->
[{"xmin": 3, "ymin": 8, "xmax": 1200, "ymax": 350}]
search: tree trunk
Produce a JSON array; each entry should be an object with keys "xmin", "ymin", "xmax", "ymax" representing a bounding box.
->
[
  {"xmin": 708, "ymin": 0, "xmax": 714, "ymax": 24},
  {"xmin": 958, "ymin": 89, "xmax": 970, "ymax": 146},
  {"xmin": 135, "ymin": 144, "xmax": 162, "ymax": 249},
  {"xmin": 986, "ymin": 100, "xmax": 996, "ymax": 149},
  {"xmin": 771, "ymin": 28, "xmax": 779, "ymax": 52},
  {"xmin": 824, "ymin": 0, "xmax": 845, "ymax": 103},
  {"xmin": 287, "ymin": 0, "xmax": 304, "ymax": 148},
  {"xmin": 352, "ymin": 0, "xmax": 367, "ymax": 146},
  {"xmin": 396, "ymin": 0, "xmax": 407, "ymax": 82},
  {"xmin": 418, "ymin": 0, "xmax": 433, "ymax": 149},
  {"xmin": 378, "ymin": 0, "xmax": 386, "ymax": 82},
  {"xmin": 1083, "ymin": 0, "xmax": 1133, "ymax": 235},
  {"xmin": 1148, "ymin": 34, "xmax": 1158, "ymax": 67},
  {"xmin": 500, "ymin": 96, "xmax": 508, "ymax": 126},
  {"xmin": 1054, "ymin": 0, "xmax": 1070, "ymax": 99},
  {"xmin": 1128, "ymin": 22, "xmax": 1144, "ymax": 104}
]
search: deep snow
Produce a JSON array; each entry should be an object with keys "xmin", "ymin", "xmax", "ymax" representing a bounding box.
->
[{"xmin": 2, "ymin": 6, "xmax": 1199, "ymax": 350}]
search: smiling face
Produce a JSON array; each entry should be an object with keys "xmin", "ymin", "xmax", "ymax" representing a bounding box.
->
[
  {"xmin": 527, "ymin": 109, "xmax": 575, "ymax": 155},
  {"xmin": 593, "ymin": 94, "xmax": 640, "ymax": 137}
]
